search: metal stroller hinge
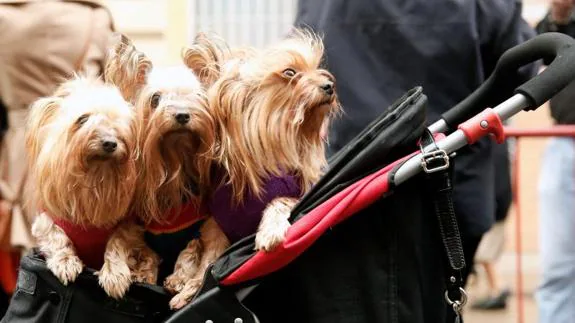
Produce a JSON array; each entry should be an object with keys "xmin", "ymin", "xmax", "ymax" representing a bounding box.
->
[{"xmin": 421, "ymin": 150, "xmax": 450, "ymax": 173}]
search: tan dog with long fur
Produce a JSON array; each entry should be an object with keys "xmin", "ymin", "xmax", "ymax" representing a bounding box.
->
[
  {"xmin": 105, "ymin": 34, "xmax": 230, "ymax": 309},
  {"xmin": 26, "ymin": 76, "xmax": 158, "ymax": 299},
  {"xmin": 205, "ymin": 29, "xmax": 340, "ymax": 253}
]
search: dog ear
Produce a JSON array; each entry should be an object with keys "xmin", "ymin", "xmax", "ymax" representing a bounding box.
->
[
  {"xmin": 104, "ymin": 32, "xmax": 152, "ymax": 102},
  {"xmin": 182, "ymin": 32, "xmax": 229, "ymax": 88},
  {"xmin": 25, "ymin": 96, "xmax": 61, "ymax": 163}
]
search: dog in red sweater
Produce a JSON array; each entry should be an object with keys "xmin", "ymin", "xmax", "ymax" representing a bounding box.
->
[
  {"xmin": 26, "ymin": 76, "xmax": 155, "ymax": 299},
  {"xmin": 105, "ymin": 33, "xmax": 230, "ymax": 309}
]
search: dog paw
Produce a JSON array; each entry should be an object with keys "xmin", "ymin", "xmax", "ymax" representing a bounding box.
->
[
  {"xmin": 254, "ymin": 221, "xmax": 290, "ymax": 252},
  {"xmin": 96, "ymin": 261, "xmax": 132, "ymax": 300},
  {"xmin": 129, "ymin": 256, "xmax": 159, "ymax": 285},
  {"xmin": 164, "ymin": 273, "xmax": 186, "ymax": 294},
  {"xmin": 169, "ymin": 281, "xmax": 201, "ymax": 310},
  {"xmin": 46, "ymin": 255, "xmax": 84, "ymax": 286},
  {"xmin": 132, "ymin": 267, "xmax": 157, "ymax": 285},
  {"xmin": 128, "ymin": 248, "xmax": 160, "ymax": 285}
]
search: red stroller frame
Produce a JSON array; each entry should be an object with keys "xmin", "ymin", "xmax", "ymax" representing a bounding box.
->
[{"xmin": 2, "ymin": 32, "xmax": 575, "ymax": 323}]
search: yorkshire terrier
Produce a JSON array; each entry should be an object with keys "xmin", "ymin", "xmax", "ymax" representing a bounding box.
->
[
  {"xmin": 105, "ymin": 33, "xmax": 230, "ymax": 309},
  {"xmin": 207, "ymin": 28, "xmax": 340, "ymax": 251},
  {"xmin": 25, "ymin": 76, "xmax": 156, "ymax": 299}
]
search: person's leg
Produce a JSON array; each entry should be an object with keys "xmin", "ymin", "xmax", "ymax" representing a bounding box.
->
[
  {"xmin": 536, "ymin": 137, "xmax": 575, "ymax": 323},
  {"xmin": 484, "ymin": 262, "xmax": 499, "ymax": 295},
  {"xmin": 471, "ymin": 220, "xmax": 511, "ymax": 309}
]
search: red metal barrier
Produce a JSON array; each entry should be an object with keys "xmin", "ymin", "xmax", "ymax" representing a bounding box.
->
[{"xmin": 503, "ymin": 125, "xmax": 575, "ymax": 323}]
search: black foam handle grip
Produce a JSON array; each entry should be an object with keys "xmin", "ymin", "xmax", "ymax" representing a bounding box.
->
[{"xmin": 442, "ymin": 32, "xmax": 575, "ymax": 130}]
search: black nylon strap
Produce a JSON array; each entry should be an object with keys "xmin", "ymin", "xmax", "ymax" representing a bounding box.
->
[{"xmin": 419, "ymin": 130, "xmax": 466, "ymax": 297}]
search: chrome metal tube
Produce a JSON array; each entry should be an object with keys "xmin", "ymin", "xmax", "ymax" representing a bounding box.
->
[
  {"xmin": 394, "ymin": 94, "xmax": 530, "ymax": 186},
  {"xmin": 492, "ymin": 94, "xmax": 531, "ymax": 121},
  {"xmin": 428, "ymin": 119, "xmax": 448, "ymax": 134}
]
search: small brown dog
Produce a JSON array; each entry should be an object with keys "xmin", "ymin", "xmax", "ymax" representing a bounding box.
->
[
  {"xmin": 206, "ymin": 28, "xmax": 341, "ymax": 251},
  {"xmin": 105, "ymin": 33, "xmax": 230, "ymax": 309},
  {"xmin": 26, "ymin": 76, "xmax": 156, "ymax": 299}
]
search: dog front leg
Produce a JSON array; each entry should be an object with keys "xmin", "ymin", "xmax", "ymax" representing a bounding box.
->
[
  {"xmin": 163, "ymin": 238, "xmax": 203, "ymax": 296},
  {"xmin": 32, "ymin": 213, "xmax": 84, "ymax": 285},
  {"xmin": 254, "ymin": 197, "xmax": 298, "ymax": 252},
  {"xmin": 120, "ymin": 223, "xmax": 160, "ymax": 285},
  {"xmin": 96, "ymin": 221, "xmax": 142, "ymax": 300},
  {"xmin": 169, "ymin": 217, "xmax": 230, "ymax": 310}
]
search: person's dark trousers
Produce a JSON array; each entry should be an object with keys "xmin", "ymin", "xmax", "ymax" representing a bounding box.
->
[
  {"xmin": 445, "ymin": 233, "xmax": 483, "ymax": 323},
  {"xmin": 0, "ymin": 287, "xmax": 9, "ymax": 319}
]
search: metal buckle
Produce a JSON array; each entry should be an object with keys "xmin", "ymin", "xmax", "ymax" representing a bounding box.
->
[
  {"xmin": 444, "ymin": 287, "xmax": 468, "ymax": 308},
  {"xmin": 445, "ymin": 287, "xmax": 468, "ymax": 323},
  {"xmin": 421, "ymin": 150, "xmax": 450, "ymax": 173}
]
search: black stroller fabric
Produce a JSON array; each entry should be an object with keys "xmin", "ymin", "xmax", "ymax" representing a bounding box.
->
[
  {"xmin": 292, "ymin": 86, "xmax": 428, "ymax": 217},
  {"xmin": 244, "ymin": 176, "xmax": 446, "ymax": 323},
  {"xmin": 1, "ymin": 251, "xmax": 173, "ymax": 323},
  {"xmin": 1, "ymin": 87, "xmax": 451, "ymax": 323}
]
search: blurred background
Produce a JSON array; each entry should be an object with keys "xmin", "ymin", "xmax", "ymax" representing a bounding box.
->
[{"xmin": 0, "ymin": 0, "xmax": 564, "ymax": 322}]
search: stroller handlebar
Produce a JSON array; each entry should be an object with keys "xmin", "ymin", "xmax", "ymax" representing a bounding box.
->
[
  {"xmin": 515, "ymin": 33, "xmax": 575, "ymax": 107},
  {"xmin": 440, "ymin": 32, "xmax": 575, "ymax": 131}
]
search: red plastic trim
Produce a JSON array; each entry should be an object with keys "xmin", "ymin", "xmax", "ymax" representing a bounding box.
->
[
  {"xmin": 505, "ymin": 125, "xmax": 575, "ymax": 137},
  {"xmin": 457, "ymin": 108, "xmax": 505, "ymax": 144}
]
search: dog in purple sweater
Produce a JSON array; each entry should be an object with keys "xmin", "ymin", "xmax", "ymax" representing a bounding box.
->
[{"xmin": 207, "ymin": 29, "xmax": 340, "ymax": 251}]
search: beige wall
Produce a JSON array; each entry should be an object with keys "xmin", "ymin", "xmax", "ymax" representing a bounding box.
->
[{"xmin": 102, "ymin": 0, "xmax": 190, "ymax": 66}]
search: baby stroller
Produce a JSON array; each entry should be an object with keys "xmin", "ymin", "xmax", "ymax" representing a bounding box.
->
[{"xmin": 2, "ymin": 32, "xmax": 575, "ymax": 323}]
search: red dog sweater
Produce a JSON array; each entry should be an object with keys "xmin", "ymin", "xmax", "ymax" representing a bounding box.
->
[{"xmin": 51, "ymin": 217, "xmax": 116, "ymax": 270}]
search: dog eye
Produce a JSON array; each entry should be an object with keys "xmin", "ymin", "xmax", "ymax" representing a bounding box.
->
[
  {"xmin": 282, "ymin": 68, "xmax": 296, "ymax": 78},
  {"xmin": 150, "ymin": 92, "xmax": 161, "ymax": 109},
  {"xmin": 76, "ymin": 114, "xmax": 89, "ymax": 126}
]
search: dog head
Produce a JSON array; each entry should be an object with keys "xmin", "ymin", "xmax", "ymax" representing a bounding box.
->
[
  {"xmin": 209, "ymin": 29, "xmax": 340, "ymax": 202},
  {"xmin": 105, "ymin": 33, "xmax": 222, "ymax": 223},
  {"xmin": 26, "ymin": 76, "xmax": 138, "ymax": 227}
]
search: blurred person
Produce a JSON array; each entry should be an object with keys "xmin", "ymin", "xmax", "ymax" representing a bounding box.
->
[
  {"xmin": 294, "ymin": 0, "xmax": 537, "ymax": 322},
  {"xmin": 0, "ymin": 99, "xmax": 6, "ymax": 142},
  {"xmin": 471, "ymin": 135, "xmax": 513, "ymax": 310},
  {"xmin": 535, "ymin": 1, "xmax": 575, "ymax": 322},
  {"xmin": 0, "ymin": 0, "xmax": 115, "ymax": 316},
  {"xmin": 0, "ymin": 288, "xmax": 6, "ymax": 321}
]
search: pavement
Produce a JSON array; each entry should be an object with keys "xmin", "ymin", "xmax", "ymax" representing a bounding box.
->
[{"xmin": 466, "ymin": 252, "xmax": 539, "ymax": 323}]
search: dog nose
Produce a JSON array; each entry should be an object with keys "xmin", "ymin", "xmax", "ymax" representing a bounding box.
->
[
  {"xmin": 102, "ymin": 140, "xmax": 118, "ymax": 153},
  {"xmin": 175, "ymin": 113, "xmax": 190, "ymax": 125},
  {"xmin": 320, "ymin": 82, "xmax": 334, "ymax": 95}
]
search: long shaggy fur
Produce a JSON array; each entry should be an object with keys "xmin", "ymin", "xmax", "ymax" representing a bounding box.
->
[
  {"xmin": 208, "ymin": 28, "xmax": 341, "ymax": 203},
  {"xmin": 105, "ymin": 33, "xmax": 230, "ymax": 309},
  {"xmin": 26, "ymin": 76, "xmax": 138, "ymax": 228},
  {"xmin": 26, "ymin": 75, "xmax": 156, "ymax": 298},
  {"xmin": 106, "ymin": 33, "xmax": 216, "ymax": 224},
  {"xmin": 104, "ymin": 34, "xmax": 152, "ymax": 103},
  {"xmin": 182, "ymin": 32, "xmax": 232, "ymax": 89}
]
